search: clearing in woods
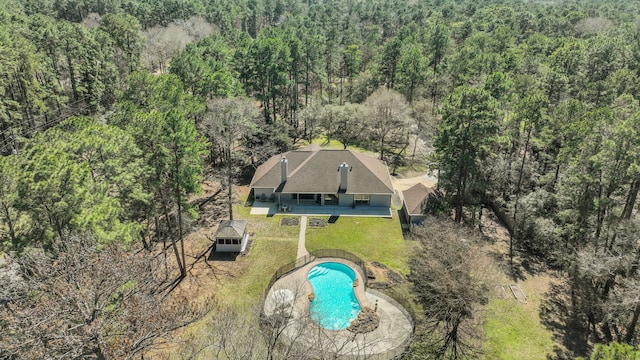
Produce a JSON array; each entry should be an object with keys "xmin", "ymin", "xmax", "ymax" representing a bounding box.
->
[{"xmin": 479, "ymin": 211, "xmax": 560, "ymax": 360}]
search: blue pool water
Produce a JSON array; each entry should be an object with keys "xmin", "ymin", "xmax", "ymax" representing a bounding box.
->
[{"xmin": 308, "ymin": 262, "xmax": 361, "ymax": 330}]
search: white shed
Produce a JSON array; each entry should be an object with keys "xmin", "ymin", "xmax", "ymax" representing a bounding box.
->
[{"xmin": 214, "ymin": 220, "xmax": 249, "ymax": 253}]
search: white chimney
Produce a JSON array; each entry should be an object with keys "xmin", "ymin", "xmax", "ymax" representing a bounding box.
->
[
  {"xmin": 280, "ymin": 157, "xmax": 288, "ymax": 183},
  {"xmin": 340, "ymin": 162, "xmax": 349, "ymax": 191}
]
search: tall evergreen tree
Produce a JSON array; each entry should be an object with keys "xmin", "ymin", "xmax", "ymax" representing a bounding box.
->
[{"xmin": 434, "ymin": 87, "xmax": 499, "ymax": 223}]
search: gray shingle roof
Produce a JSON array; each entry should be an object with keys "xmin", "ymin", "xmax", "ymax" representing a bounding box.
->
[
  {"xmin": 215, "ymin": 220, "xmax": 248, "ymax": 239},
  {"xmin": 250, "ymin": 148, "xmax": 394, "ymax": 194}
]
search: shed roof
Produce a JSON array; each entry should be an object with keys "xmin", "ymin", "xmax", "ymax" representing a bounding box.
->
[
  {"xmin": 215, "ymin": 220, "xmax": 248, "ymax": 239},
  {"xmin": 402, "ymin": 183, "xmax": 436, "ymax": 215}
]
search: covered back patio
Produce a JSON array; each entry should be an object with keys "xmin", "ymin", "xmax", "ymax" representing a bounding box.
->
[{"xmin": 249, "ymin": 200, "xmax": 392, "ymax": 217}]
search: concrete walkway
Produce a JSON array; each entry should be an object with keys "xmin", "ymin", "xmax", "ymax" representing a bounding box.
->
[{"xmin": 297, "ymin": 215, "xmax": 309, "ymax": 258}]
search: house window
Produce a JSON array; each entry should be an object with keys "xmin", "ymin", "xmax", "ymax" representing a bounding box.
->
[
  {"xmin": 232, "ymin": 239, "xmax": 239, "ymax": 245},
  {"xmin": 300, "ymin": 194, "xmax": 315, "ymax": 200},
  {"xmin": 354, "ymin": 194, "xmax": 370, "ymax": 205},
  {"xmin": 225, "ymin": 239, "xmax": 232, "ymax": 244},
  {"xmin": 218, "ymin": 238, "xmax": 224, "ymax": 245}
]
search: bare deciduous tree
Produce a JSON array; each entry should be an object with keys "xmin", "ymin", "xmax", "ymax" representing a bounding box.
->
[
  {"xmin": 569, "ymin": 219, "xmax": 640, "ymax": 346},
  {"xmin": 144, "ymin": 24, "xmax": 192, "ymax": 74},
  {"xmin": 408, "ymin": 220, "xmax": 490, "ymax": 359},
  {"xmin": 173, "ymin": 280, "xmax": 386, "ymax": 360},
  {"xmin": 0, "ymin": 233, "xmax": 213, "ymax": 359},
  {"xmin": 363, "ymin": 87, "xmax": 413, "ymax": 164},
  {"xmin": 318, "ymin": 103, "xmax": 366, "ymax": 149},
  {"xmin": 201, "ymin": 97, "xmax": 259, "ymax": 220},
  {"xmin": 297, "ymin": 103, "xmax": 323, "ymax": 143},
  {"xmin": 143, "ymin": 16, "xmax": 214, "ymax": 74},
  {"xmin": 410, "ymin": 99, "xmax": 440, "ymax": 157}
]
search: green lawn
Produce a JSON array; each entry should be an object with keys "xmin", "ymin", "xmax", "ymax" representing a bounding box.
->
[
  {"xmin": 310, "ymin": 135, "xmax": 372, "ymax": 154},
  {"xmin": 225, "ymin": 197, "xmax": 410, "ymax": 308},
  {"xmin": 216, "ymin": 203, "xmax": 299, "ymax": 308},
  {"xmin": 482, "ymin": 298, "xmax": 555, "ymax": 360},
  {"xmin": 305, "ymin": 214, "xmax": 413, "ymax": 274},
  {"xmin": 215, "ymin": 234, "xmax": 297, "ymax": 308},
  {"xmin": 311, "ymin": 135, "xmax": 345, "ymax": 149}
]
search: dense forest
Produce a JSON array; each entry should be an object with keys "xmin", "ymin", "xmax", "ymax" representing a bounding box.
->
[{"xmin": 3, "ymin": 0, "xmax": 640, "ymax": 358}]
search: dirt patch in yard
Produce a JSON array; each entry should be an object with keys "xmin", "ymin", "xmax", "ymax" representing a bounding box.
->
[
  {"xmin": 280, "ymin": 217, "xmax": 299, "ymax": 226},
  {"xmin": 308, "ymin": 217, "xmax": 328, "ymax": 227},
  {"xmin": 366, "ymin": 262, "xmax": 405, "ymax": 289},
  {"xmin": 155, "ymin": 180, "xmax": 264, "ymax": 309}
]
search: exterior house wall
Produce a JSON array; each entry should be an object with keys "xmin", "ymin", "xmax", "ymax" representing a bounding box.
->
[
  {"xmin": 216, "ymin": 238, "xmax": 242, "ymax": 252},
  {"xmin": 410, "ymin": 214, "xmax": 428, "ymax": 224},
  {"xmin": 254, "ymin": 188, "xmax": 274, "ymax": 200},
  {"xmin": 403, "ymin": 200, "xmax": 427, "ymax": 225},
  {"xmin": 339, "ymin": 194, "xmax": 354, "ymax": 206},
  {"xmin": 216, "ymin": 233, "xmax": 249, "ymax": 252},
  {"xmin": 402, "ymin": 206, "xmax": 411, "ymax": 224},
  {"xmin": 370, "ymin": 194, "xmax": 391, "ymax": 207}
]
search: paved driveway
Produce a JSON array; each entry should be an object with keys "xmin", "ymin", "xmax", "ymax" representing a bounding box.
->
[{"xmin": 390, "ymin": 172, "xmax": 438, "ymax": 192}]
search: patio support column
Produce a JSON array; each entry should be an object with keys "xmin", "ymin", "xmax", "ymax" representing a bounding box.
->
[{"xmin": 321, "ymin": 194, "xmax": 325, "ymax": 206}]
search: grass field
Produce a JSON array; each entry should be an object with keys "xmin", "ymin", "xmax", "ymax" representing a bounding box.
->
[
  {"xmin": 310, "ymin": 135, "xmax": 371, "ymax": 154},
  {"xmin": 214, "ymin": 199, "xmax": 299, "ymax": 308},
  {"xmin": 482, "ymin": 275, "xmax": 556, "ymax": 360},
  {"xmin": 210, "ymin": 196, "xmax": 412, "ymax": 310},
  {"xmin": 160, "ymin": 196, "xmax": 299, "ymax": 358},
  {"xmin": 214, "ymin": 235, "xmax": 297, "ymax": 308},
  {"xmin": 305, "ymin": 214, "xmax": 413, "ymax": 274}
]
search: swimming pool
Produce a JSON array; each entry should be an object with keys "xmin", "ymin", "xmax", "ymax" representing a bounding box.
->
[{"xmin": 307, "ymin": 262, "xmax": 361, "ymax": 330}]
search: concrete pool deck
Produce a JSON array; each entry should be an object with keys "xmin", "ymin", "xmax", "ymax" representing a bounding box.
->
[{"xmin": 264, "ymin": 258, "xmax": 413, "ymax": 359}]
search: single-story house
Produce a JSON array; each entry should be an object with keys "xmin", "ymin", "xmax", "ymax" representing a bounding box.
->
[
  {"xmin": 250, "ymin": 144, "xmax": 394, "ymax": 210},
  {"xmin": 215, "ymin": 220, "xmax": 249, "ymax": 253},
  {"xmin": 402, "ymin": 183, "xmax": 440, "ymax": 225}
]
